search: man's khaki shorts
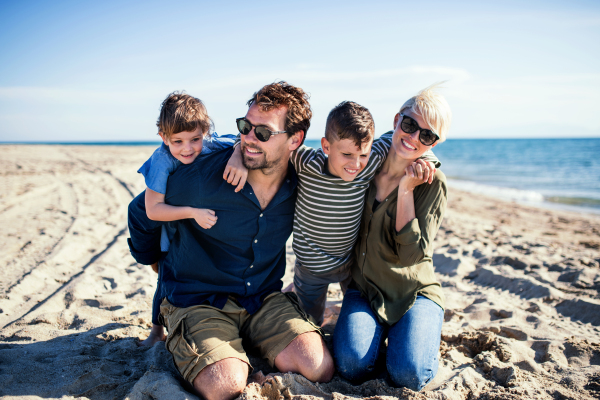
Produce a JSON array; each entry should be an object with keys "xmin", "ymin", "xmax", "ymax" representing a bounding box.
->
[{"xmin": 160, "ymin": 292, "xmax": 321, "ymax": 384}]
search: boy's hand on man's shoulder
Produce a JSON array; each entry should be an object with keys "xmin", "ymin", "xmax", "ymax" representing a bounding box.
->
[{"xmin": 223, "ymin": 145, "xmax": 248, "ymax": 192}]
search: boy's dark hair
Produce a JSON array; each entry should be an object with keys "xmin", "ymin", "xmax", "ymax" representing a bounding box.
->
[
  {"xmin": 247, "ymin": 81, "xmax": 311, "ymax": 145},
  {"xmin": 157, "ymin": 91, "xmax": 213, "ymax": 140},
  {"xmin": 325, "ymin": 101, "xmax": 375, "ymax": 147}
]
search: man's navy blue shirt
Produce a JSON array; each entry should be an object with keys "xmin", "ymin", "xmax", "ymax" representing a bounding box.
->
[{"xmin": 127, "ymin": 146, "xmax": 297, "ymax": 313}]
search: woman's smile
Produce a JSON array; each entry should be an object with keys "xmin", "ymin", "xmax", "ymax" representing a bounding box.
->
[{"xmin": 400, "ymin": 138, "xmax": 418, "ymax": 151}]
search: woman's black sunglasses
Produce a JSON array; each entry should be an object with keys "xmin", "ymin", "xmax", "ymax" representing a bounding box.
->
[
  {"xmin": 400, "ymin": 114, "xmax": 439, "ymax": 146},
  {"xmin": 236, "ymin": 118, "xmax": 287, "ymax": 142}
]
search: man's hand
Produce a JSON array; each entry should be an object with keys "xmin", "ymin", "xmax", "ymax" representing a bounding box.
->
[
  {"xmin": 223, "ymin": 146, "xmax": 248, "ymax": 192},
  {"xmin": 190, "ymin": 208, "xmax": 218, "ymax": 229}
]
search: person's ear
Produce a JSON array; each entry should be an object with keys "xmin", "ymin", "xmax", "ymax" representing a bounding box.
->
[
  {"xmin": 393, "ymin": 113, "xmax": 401, "ymax": 130},
  {"xmin": 321, "ymin": 137, "xmax": 331, "ymax": 155},
  {"xmin": 158, "ymin": 131, "xmax": 169, "ymax": 146},
  {"xmin": 431, "ymin": 141, "xmax": 438, "ymax": 149},
  {"xmin": 289, "ymin": 130, "xmax": 304, "ymax": 151}
]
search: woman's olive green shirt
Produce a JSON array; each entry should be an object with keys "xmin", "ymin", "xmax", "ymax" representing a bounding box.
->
[{"xmin": 351, "ymin": 169, "xmax": 447, "ymax": 326}]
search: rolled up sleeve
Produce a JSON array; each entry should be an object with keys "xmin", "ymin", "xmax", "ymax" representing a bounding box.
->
[{"xmin": 127, "ymin": 191, "xmax": 163, "ymax": 265}]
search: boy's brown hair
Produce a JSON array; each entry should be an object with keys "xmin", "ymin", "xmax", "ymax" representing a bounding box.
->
[
  {"xmin": 157, "ymin": 91, "xmax": 213, "ymax": 140},
  {"xmin": 325, "ymin": 101, "xmax": 375, "ymax": 148},
  {"xmin": 247, "ymin": 81, "xmax": 312, "ymax": 145}
]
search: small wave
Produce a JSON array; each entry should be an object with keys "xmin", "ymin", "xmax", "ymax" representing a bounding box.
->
[
  {"xmin": 447, "ymin": 179, "xmax": 545, "ymax": 203},
  {"xmin": 447, "ymin": 179, "xmax": 600, "ymax": 214}
]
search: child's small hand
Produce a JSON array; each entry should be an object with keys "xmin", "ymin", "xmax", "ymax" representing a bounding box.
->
[
  {"xmin": 223, "ymin": 146, "xmax": 248, "ymax": 192},
  {"xmin": 190, "ymin": 208, "xmax": 218, "ymax": 229}
]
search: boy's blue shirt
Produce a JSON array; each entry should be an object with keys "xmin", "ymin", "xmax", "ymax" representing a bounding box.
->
[
  {"xmin": 137, "ymin": 132, "xmax": 237, "ymax": 251},
  {"xmin": 127, "ymin": 146, "xmax": 298, "ymax": 313},
  {"xmin": 137, "ymin": 132, "xmax": 237, "ymax": 195}
]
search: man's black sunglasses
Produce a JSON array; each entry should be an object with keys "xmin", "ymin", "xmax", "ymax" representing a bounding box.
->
[
  {"xmin": 400, "ymin": 114, "xmax": 439, "ymax": 146},
  {"xmin": 236, "ymin": 118, "xmax": 287, "ymax": 142}
]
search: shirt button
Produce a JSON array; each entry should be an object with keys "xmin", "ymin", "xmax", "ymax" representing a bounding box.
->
[
  {"xmin": 250, "ymin": 265, "xmax": 253, "ymax": 268},
  {"xmin": 362, "ymin": 253, "xmax": 365, "ymax": 256},
  {"xmin": 260, "ymin": 213, "xmax": 263, "ymax": 217},
  {"xmin": 254, "ymin": 239, "xmax": 258, "ymax": 243},
  {"xmin": 385, "ymin": 199, "xmax": 388, "ymax": 202},
  {"xmin": 247, "ymin": 282, "xmax": 251, "ymax": 286}
]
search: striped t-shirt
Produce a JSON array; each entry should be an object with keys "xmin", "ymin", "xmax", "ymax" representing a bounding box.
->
[{"xmin": 290, "ymin": 133, "xmax": 394, "ymax": 274}]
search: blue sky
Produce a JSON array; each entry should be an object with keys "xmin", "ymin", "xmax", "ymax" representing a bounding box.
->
[{"xmin": 1, "ymin": 0, "xmax": 599, "ymax": 142}]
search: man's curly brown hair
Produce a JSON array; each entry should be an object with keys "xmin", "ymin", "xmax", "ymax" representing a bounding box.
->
[
  {"xmin": 246, "ymin": 81, "xmax": 311, "ymax": 145},
  {"xmin": 157, "ymin": 91, "xmax": 213, "ymax": 140}
]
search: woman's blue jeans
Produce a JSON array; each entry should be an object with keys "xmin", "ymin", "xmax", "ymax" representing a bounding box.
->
[{"xmin": 333, "ymin": 289, "xmax": 443, "ymax": 391}]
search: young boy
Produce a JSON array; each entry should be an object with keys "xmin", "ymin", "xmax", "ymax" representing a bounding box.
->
[
  {"xmin": 225, "ymin": 101, "xmax": 439, "ymax": 324},
  {"xmin": 134, "ymin": 91, "xmax": 238, "ymax": 346}
]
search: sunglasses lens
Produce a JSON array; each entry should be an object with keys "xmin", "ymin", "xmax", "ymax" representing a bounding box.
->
[
  {"xmin": 236, "ymin": 119, "xmax": 271, "ymax": 142},
  {"xmin": 419, "ymin": 131, "xmax": 436, "ymax": 146},
  {"xmin": 254, "ymin": 127, "xmax": 271, "ymax": 142},
  {"xmin": 401, "ymin": 116, "xmax": 418, "ymax": 134},
  {"xmin": 237, "ymin": 119, "xmax": 252, "ymax": 135}
]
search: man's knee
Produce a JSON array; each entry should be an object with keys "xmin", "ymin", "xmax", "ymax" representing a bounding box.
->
[
  {"xmin": 314, "ymin": 340, "xmax": 335, "ymax": 383},
  {"xmin": 193, "ymin": 358, "xmax": 249, "ymax": 400},
  {"xmin": 275, "ymin": 331, "xmax": 334, "ymax": 383}
]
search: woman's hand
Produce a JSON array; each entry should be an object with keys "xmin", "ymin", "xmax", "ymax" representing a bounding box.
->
[{"xmin": 399, "ymin": 159, "xmax": 436, "ymax": 192}]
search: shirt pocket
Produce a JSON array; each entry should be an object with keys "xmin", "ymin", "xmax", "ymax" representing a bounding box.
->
[{"xmin": 266, "ymin": 211, "xmax": 295, "ymax": 245}]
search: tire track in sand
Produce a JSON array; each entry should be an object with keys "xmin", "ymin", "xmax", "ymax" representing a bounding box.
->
[{"xmin": 0, "ymin": 149, "xmax": 135, "ymax": 329}]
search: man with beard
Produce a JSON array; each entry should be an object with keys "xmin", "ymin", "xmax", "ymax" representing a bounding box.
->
[{"xmin": 127, "ymin": 82, "xmax": 334, "ymax": 400}]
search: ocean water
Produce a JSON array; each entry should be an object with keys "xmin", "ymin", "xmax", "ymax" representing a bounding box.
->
[
  {"xmin": 305, "ymin": 138, "xmax": 600, "ymax": 214},
  {"xmin": 5, "ymin": 138, "xmax": 599, "ymax": 213}
]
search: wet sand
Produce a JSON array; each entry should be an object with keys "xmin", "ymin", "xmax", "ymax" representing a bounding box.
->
[{"xmin": 1, "ymin": 144, "xmax": 599, "ymax": 399}]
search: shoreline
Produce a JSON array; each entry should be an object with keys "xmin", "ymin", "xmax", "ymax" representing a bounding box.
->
[
  {"xmin": 448, "ymin": 178, "xmax": 600, "ymax": 216},
  {"xmin": 1, "ymin": 144, "xmax": 599, "ymax": 400}
]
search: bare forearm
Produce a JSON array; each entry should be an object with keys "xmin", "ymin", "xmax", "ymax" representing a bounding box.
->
[
  {"xmin": 147, "ymin": 203, "xmax": 193, "ymax": 222},
  {"xmin": 395, "ymin": 187, "xmax": 416, "ymax": 232}
]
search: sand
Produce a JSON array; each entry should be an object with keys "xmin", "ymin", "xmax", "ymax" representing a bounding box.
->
[{"xmin": 1, "ymin": 144, "xmax": 599, "ymax": 400}]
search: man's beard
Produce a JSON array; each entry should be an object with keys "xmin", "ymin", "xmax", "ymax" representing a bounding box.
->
[{"xmin": 242, "ymin": 145, "xmax": 281, "ymax": 173}]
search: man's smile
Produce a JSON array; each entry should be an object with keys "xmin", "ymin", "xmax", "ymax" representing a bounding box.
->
[{"xmin": 244, "ymin": 146, "xmax": 263, "ymax": 156}]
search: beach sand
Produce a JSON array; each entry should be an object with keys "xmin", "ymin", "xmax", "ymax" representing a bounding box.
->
[{"xmin": 1, "ymin": 144, "xmax": 599, "ymax": 400}]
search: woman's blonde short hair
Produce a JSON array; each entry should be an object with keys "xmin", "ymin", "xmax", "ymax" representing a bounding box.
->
[{"xmin": 399, "ymin": 83, "xmax": 452, "ymax": 143}]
